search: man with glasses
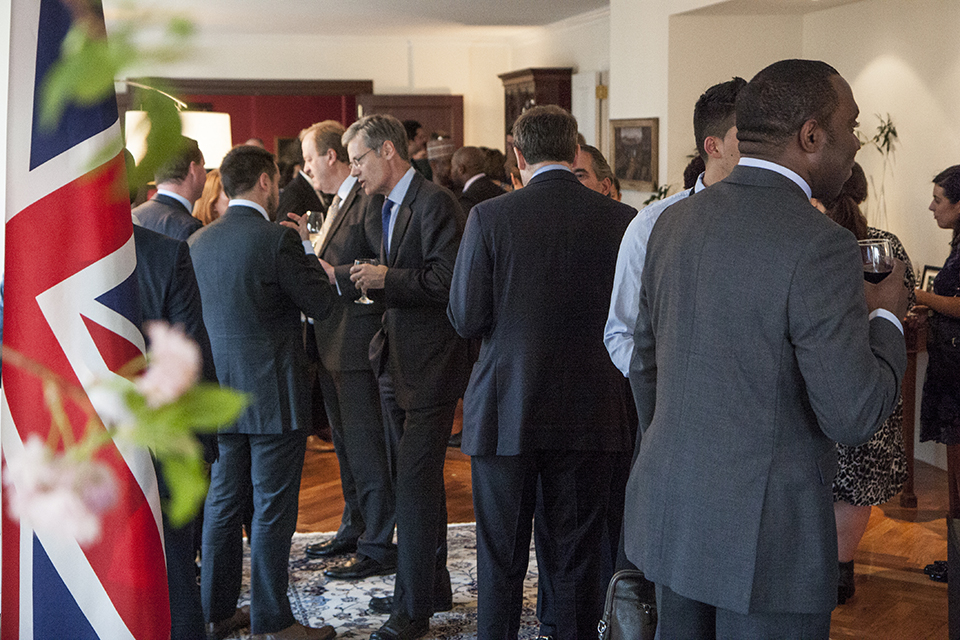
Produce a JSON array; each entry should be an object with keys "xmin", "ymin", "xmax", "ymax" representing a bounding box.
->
[{"xmin": 343, "ymin": 114, "xmax": 467, "ymax": 640}]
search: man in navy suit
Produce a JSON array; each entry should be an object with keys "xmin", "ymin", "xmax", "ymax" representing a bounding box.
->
[
  {"xmin": 450, "ymin": 146, "xmax": 506, "ymax": 214},
  {"xmin": 132, "ymin": 136, "xmax": 205, "ymax": 241},
  {"xmin": 346, "ymin": 114, "xmax": 467, "ymax": 640},
  {"xmin": 448, "ymin": 106, "xmax": 637, "ymax": 639},
  {"xmin": 293, "ymin": 120, "xmax": 397, "ymax": 579},
  {"xmin": 188, "ymin": 145, "xmax": 336, "ymax": 640}
]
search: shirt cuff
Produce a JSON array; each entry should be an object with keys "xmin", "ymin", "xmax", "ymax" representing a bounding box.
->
[
  {"xmin": 302, "ymin": 240, "xmax": 315, "ymax": 255},
  {"xmin": 869, "ymin": 308, "xmax": 903, "ymax": 335}
]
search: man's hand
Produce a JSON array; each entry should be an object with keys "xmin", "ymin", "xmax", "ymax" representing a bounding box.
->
[
  {"xmin": 280, "ymin": 212, "xmax": 310, "ymax": 241},
  {"xmin": 350, "ymin": 263, "xmax": 387, "ymax": 291},
  {"xmin": 318, "ymin": 258, "xmax": 336, "ymax": 285},
  {"xmin": 864, "ymin": 258, "xmax": 909, "ymax": 320}
]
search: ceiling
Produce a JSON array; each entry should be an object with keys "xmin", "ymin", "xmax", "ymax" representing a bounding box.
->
[{"xmin": 103, "ymin": 0, "xmax": 865, "ymax": 37}]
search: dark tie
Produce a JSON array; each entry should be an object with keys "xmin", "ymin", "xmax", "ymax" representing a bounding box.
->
[{"xmin": 381, "ymin": 199, "xmax": 393, "ymax": 256}]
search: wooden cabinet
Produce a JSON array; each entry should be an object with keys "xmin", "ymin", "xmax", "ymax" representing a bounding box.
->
[{"xmin": 498, "ymin": 67, "xmax": 573, "ymax": 141}]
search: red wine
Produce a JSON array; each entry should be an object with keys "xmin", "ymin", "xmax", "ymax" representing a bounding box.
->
[{"xmin": 864, "ymin": 265, "xmax": 892, "ymax": 283}]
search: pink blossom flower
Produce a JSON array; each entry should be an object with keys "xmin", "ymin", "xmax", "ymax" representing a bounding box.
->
[
  {"xmin": 3, "ymin": 436, "xmax": 119, "ymax": 546},
  {"xmin": 135, "ymin": 321, "xmax": 201, "ymax": 408}
]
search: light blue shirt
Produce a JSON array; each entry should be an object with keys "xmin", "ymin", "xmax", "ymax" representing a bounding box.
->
[
  {"xmin": 383, "ymin": 167, "xmax": 417, "ymax": 255},
  {"xmin": 230, "ymin": 198, "xmax": 315, "ymax": 256},
  {"xmin": 156, "ymin": 188, "xmax": 194, "ymax": 214},
  {"xmin": 530, "ymin": 164, "xmax": 573, "ymax": 181}
]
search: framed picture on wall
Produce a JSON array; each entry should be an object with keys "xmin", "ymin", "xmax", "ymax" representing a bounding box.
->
[
  {"xmin": 921, "ymin": 265, "xmax": 941, "ymax": 292},
  {"xmin": 610, "ymin": 117, "xmax": 659, "ymax": 192}
]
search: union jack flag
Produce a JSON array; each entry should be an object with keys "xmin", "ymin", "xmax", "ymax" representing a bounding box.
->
[{"xmin": 2, "ymin": 0, "xmax": 170, "ymax": 638}]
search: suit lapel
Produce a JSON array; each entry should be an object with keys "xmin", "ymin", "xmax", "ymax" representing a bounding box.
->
[
  {"xmin": 388, "ymin": 173, "xmax": 420, "ymax": 266},
  {"xmin": 318, "ymin": 181, "xmax": 360, "ymax": 256}
]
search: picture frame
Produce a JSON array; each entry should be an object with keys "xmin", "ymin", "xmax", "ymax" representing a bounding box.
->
[
  {"xmin": 609, "ymin": 118, "xmax": 659, "ymax": 192},
  {"xmin": 921, "ymin": 265, "xmax": 941, "ymax": 293}
]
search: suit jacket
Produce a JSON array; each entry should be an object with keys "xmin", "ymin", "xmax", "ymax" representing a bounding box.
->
[
  {"xmin": 624, "ymin": 165, "xmax": 907, "ymax": 615},
  {"xmin": 133, "ymin": 224, "xmax": 218, "ymax": 462},
  {"xmin": 448, "ymin": 169, "xmax": 636, "ymax": 456},
  {"xmin": 369, "ymin": 171, "xmax": 468, "ymax": 409},
  {"xmin": 133, "ymin": 193, "xmax": 202, "ymax": 241},
  {"xmin": 314, "ymin": 180, "xmax": 383, "ymax": 372},
  {"xmin": 458, "ymin": 175, "xmax": 506, "ymax": 214},
  {"xmin": 277, "ymin": 172, "xmax": 326, "ymax": 223},
  {"xmin": 187, "ymin": 205, "xmax": 333, "ymax": 434}
]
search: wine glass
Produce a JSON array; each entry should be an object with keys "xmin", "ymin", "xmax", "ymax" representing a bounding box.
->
[
  {"xmin": 859, "ymin": 239, "xmax": 894, "ymax": 283},
  {"xmin": 354, "ymin": 258, "xmax": 378, "ymax": 305},
  {"xmin": 305, "ymin": 210, "xmax": 323, "ymax": 248}
]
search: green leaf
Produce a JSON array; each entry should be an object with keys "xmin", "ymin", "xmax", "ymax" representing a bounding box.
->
[{"xmin": 161, "ymin": 455, "xmax": 210, "ymax": 527}]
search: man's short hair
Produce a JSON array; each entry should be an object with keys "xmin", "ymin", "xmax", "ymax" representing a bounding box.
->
[
  {"xmin": 402, "ymin": 119, "xmax": 424, "ymax": 142},
  {"xmin": 736, "ymin": 60, "xmax": 840, "ymax": 149},
  {"xmin": 154, "ymin": 136, "xmax": 203, "ymax": 184},
  {"xmin": 343, "ymin": 114, "xmax": 410, "ymax": 162},
  {"xmin": 301, "ymin": 120, "xmax": 348, "ymax": 164},
  {"xmin": 512, "ymin": 106, "xmax": 579, "ymax": 165},
  {"xmin": 219, "ymin": 145, "xmax": 277, "ymax": 198},
  {"xmin": 693, "ymin": 77, "xmax": 746, "ymax": 161},
  {"xmin": 579, "ymin": 144, "xmax": 615, "ymax": 183}
]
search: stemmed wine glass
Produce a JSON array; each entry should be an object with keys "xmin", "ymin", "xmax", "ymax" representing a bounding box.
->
[
  {"xmin": 354, "ymin": 258, "xmax": 378, "ymax": 305},
  {"xmin": 859, "ymin": 238, "xmax": 894, "ymax": 283}
]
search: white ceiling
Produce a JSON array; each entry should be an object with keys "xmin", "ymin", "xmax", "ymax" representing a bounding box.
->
[{"xmin": 104, "ymin": 0, "xmax": 865, "ymax": 37}]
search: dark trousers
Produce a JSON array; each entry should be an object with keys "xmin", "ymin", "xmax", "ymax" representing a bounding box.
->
[
  {"xmin": 657, "ymin": 584, "xmax": 831, "ymax": 639},
  {"xmin": 200, "ymin": 431, "xmax": 307, "ymax": 634},
  {"xmin": 319, "ymin": 366, "xmax": 396, "ymax": 563},
  {"xmin": 378, "ymin": 372, "xmax": 455, "ymax": 619},
  {"xmin": 472, "ymin": 450, "xmax": 617, "ymax": 640},
  {"xmin": 164, "ymin": 513, "xmax": 204, "ymax": 640}
]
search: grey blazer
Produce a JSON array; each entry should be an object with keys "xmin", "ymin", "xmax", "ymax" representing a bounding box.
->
[
  {"xmin": 624, "ymin": 165, "xmax": 906, "ymax": 615},
  {"xmin": 187, "ymin": 204, "xmax": 333, "ymax": 434}
]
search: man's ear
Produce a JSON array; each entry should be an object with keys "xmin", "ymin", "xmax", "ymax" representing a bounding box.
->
[
  {"xmin": 703, "ymin": 136, "xmax": 722, "ymax": 159},
  {"xmin": 798, "ymin": 119, "xmax": 823, "ymax": 154},
  {"xmin": 325, "ymin": 147, "xmax": 338, "ymax": 166},
  {"xmin": 513, "ymin": 146, "xmax": 527, "ymax": 171},
  {"xmin": 258, "ymin": 171, "xmax": 272, "ymax": 192},
  {"xmin": 600, "ymin": 177, "xmax": 613, "ymax": 196},
  {"xmin": 380, "ymin": 140, "xmax": 395, "ymax": 160}
]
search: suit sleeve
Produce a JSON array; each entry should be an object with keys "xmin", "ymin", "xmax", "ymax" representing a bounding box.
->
[
  {"xmin": 628, "ymin": 261, "xmax": 657, "ymax": 436},
  {"xmin": 447, "ymin": 206, "xmax": 493, "ymax": 338},
  {"xmin": 790, "ymin": 226, "xmax": 907, "ymax": 446},
  {"xmin": 383, "ymin": 188, "xmax": 463, "ymax": 308},
  {"xmin": 333, "ymin": 197, "xmax": 382, "ymax": 301},
  {"xmin": 276, "ymin": 227, "xmax": 334, "ymax": 322}
]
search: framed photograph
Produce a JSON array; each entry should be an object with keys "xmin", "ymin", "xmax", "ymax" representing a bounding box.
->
[
  {"xmin": 921, "ymin": 265, "xmax": 941, "ymax": 292},
  {"xmin": 610, "ymin": 118, "xmax": 659, "ymax": 192}
]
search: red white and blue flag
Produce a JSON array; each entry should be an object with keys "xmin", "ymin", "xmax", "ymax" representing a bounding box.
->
[{"xmin": 2, "ymin": 0, "xmax": 170, "ymax": 638}]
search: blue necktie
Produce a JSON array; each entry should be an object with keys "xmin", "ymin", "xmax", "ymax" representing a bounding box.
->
[{"xmin": 381, "ymin": 199, "xmax": 393, "ymax": 256}]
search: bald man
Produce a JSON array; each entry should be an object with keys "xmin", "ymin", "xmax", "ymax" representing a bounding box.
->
[{"xmin": 450, "ymin": 146, "xmax": 506, "ymax": 213}]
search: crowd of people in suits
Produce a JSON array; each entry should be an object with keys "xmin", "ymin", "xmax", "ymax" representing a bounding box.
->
[{"xmin": 124, "ymin": 56, "xmax": 960, "ymax": 640}]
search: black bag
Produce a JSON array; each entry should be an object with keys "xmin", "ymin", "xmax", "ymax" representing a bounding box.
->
[{"xmin": 597, "ymin": 569, "xmax": 657, "ymax": 640}]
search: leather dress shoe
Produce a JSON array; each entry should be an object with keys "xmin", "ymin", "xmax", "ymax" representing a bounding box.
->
[
  {"xmin": 323, "ymin": 554, "xmax": 396, "ymax": 579},
  {"xmin": 369, "ymin": 612, "xmax": 429, "ymax": 640},
  {"xmin": 206, "ymin": 605, "xmax": 250, "ymax": 640},
  {"xmin": 251, "ymin": 621, "xmax": 336, "ymax": 640},
  {"xmin": 368, "ymin": 594, "xmax": 452, "ymax": 615},
  {"xmin": 304, "ymin": 537, "xmax": 357, "ymax": 559}
]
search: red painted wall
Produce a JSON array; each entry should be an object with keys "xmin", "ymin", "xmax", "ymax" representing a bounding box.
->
[{"xmin": 181, "ymin": 94, "xmax": 358, "ymax": 155}]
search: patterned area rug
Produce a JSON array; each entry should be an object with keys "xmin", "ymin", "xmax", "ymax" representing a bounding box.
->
[{"xmin": 223, "ymin": 523, "xmax": 543, "ymax": 639}]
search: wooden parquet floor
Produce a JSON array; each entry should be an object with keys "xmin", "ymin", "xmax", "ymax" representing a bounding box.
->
[{"xmin": 297, "ymin": 436, "xmax": 950, "ymax": 638}]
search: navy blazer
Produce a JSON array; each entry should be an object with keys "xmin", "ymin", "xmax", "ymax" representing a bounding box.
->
[
  {"xmin": 133, "ymin": 193, "xmax": 202, "ymax": 241},
  {"xmin": 448, "ymin": 169, "xmax": 636, "ymax": 456},
  {"xmin": 187, "ymin": 205, "xmax": 333, "ymax": 434}
]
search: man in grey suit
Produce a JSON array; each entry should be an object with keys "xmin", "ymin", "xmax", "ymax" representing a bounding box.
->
[
  {"xmin": 623, "ymin": 59, "xmax": 910, "ymax": 638},
  {"xmin": 292, "ymin": 120, "xmax": 397, "ymax": 579},
  {"xmin": 346, "ymin": 114, "xmax": 467, "ymax": 640},
  {"xmin": 188, "ymin": 145, "xmax": 336, "ymax": 640},
  {"xmin": 448, "ymin": 106, "xmax": 637, "ymax": 639},
  {"xmin": 132, "ymin": 136, "xmax": 205, "ymax": 241}
]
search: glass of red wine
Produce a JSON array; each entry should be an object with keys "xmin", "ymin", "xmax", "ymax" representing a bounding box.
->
[{"xmin": 859, "ymin": 239, "xmax": 894, "ymax": 283}]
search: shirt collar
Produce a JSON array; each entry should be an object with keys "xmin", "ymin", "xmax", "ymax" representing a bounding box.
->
[
  {"xmin": 463, "ymin": 173, "xmax": 485, "ymax": 192},
  {"xmin": 386, "ymin": 167, "xmax": 417, "ymax": 207},
  {"xmin": 229, "ymin": 199, "xmax": 269, "ymax": 221},
  {"xmin": 156, "ymin": 188, "xmax": 193, "ymax": 214},
  {"xmin": 531, "ymin": 164, "xmax": 574, "ymax": 180},
  {"xmin": 693, "ymin": 172, "xmax": 707, "ymax": 193},
  {"xmin": 336, "ymin": 175, "xmax": 358, "ymax": 202},
  {"xmin": 737, "ymin": 157, "xmax": 812, "ymax": 199}
]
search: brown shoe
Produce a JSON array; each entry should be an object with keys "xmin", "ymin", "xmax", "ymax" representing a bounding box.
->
[
  {"xmin": 251, "ymin": 621, "xmax": 336, "ymax": 640},
  {"xmin": 206, "ymin": 606, "xmax": 250, "ymax": 640}
]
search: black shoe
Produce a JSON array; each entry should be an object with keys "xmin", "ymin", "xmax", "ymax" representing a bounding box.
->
[
  {"xmin": 323, "ymin": 554, "xmax": 397, "ymax": 579},
  {"xmin": 447, "ymin": 431, "xmax": 462, "ymax": 448},
  {"xmin": 837, "ymin": 560, "xmax": 855, "ymax": 605},
  {"xmin": 369, "ymin": 613, "xmax": 429, "ymax": 640},
  {"xmin": 304, "ymin": 537, "xmax": 357, "ymax": 559},
  {"xmin": 924, "ymin": 560, "xmax": 948, "ymax": 575},
  {"xmin": 368, "ymin": 594, "xmax": 452, "ymax": 615}
]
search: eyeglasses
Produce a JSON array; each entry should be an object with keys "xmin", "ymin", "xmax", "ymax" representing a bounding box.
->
[{"xmin": 350, "ymin": 147, "xmax": 378, "ymax": 169}]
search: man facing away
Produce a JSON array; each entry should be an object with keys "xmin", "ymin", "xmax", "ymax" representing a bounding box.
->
[
  {"xmin": 293, "ymin": 120, "xmax": 397, "ymax": 581},
  {"xmin": 605, "ymin": 77, "xmax": 745, "ymax": 377},
  {"xmin": 188, "ymin": 145, "xmax": 336, "ymax": 640},
  {"xmin": 450, "ymin": 146, "xmax": 506, "ymax": 213},
  {"xmin": 345, "ymin": 114, "xmax": 468, "ymax": 640},
  {"xmin": 132, "ymin": 135, "xmax": 205, "ymax": 241},
  {"xmin": 623, "ymin": 59, "xmax": 909, "ymax": 638},
  {"xmin": 448, "ymin": 105, "xmax": 637, "ymax": 640}
]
